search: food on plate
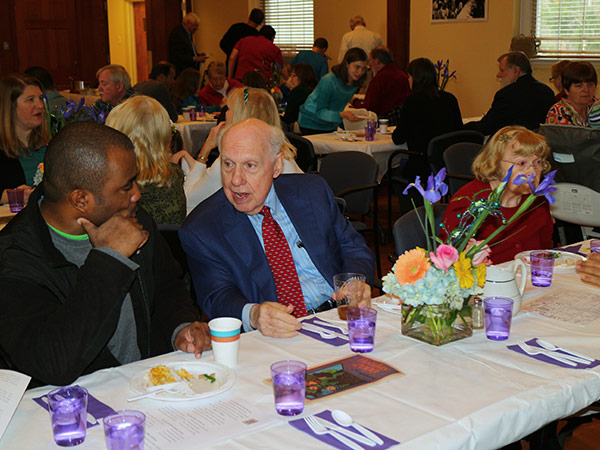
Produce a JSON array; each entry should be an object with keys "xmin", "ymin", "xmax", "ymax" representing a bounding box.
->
[
  {"xmin": 176, "ymin": 368, "xmax": 194, "ymax": 381},
  {"xmin": 201, "ymin": 373, "xmax": 216, "ymax": 383},
  {"xmin": 149, "ymin": 365, "xmax": 177, "ymax": 386}
]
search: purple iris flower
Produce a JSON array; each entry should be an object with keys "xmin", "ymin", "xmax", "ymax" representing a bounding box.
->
[
  {"xmin": 403, "ymin": 168, "xmax": 448, "ymax": 203},
  {"xmin": 513, "ymin": 170, "xmax": 558, "ymax": 204}
]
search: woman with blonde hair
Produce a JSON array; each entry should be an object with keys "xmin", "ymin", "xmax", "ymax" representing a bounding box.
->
[
  {"xmin": 442, "ymin": 126, "xmax": 554, "ymax": 264},
  {"xmin": 106, "ymin": 95, "xmax": 186, "ymax": 224},
  {"xmin": 174, "ymin": 87, "xmax": 302, "ymax": 212},
  {"xmin": 0, "ymin": 73, "xmax": 49, "ymax": 205}
]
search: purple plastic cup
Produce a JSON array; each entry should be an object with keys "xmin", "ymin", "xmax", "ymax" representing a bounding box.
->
[
  {"xmin": 484, "ymin": 297, "xmax": 514, "ymax": 341},
  {"xmin": 590, "ymin": 240, "xmax": 600, "ymax": 254},
  {"xmin": 270, "ymin": 360, "xmax": 306, "ymax": 416},
  {"xmin": 530, "ymin": 250, "xmax": 554, "ymax": 287},
  {"xmin": 365, "ymin": 120, "xmax": 376, "ymax": 141},
  {"xmin": 47, "ymin": 386, "xmax": 88, "ymax": 447},
  {"xmin": 346, "ymin": 307, "xmax": 377, "ymax": 352},
  {"xmin": 7, "ymin": 188, "xmax": 24, "ymax": 213},
  {"xmin": 103, "ymin": 410, "xmax": 146, "ymax": 450}
]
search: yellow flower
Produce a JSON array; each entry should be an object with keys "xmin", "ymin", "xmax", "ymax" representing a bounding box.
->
[
  {"xmin": 453, "ymin": 252, "xmax": 475, "ymax": 289},
  {"xmin": 475, "ymin": 264, "xmax": 487, "ymax": 288},
  {"xmin": 394, "ymin": 248, "xmax": 431, "ymax": 285}
]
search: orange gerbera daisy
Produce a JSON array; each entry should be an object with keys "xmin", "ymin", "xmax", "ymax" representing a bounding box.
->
[{"xmin": 394, "ymin": 248, "xmax": 431, "ymax": 285}]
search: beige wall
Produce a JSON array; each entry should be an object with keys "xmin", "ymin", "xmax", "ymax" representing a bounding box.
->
[{"xmin": 314, "ymin": 1, "xmax": 387, "ymax": 65}]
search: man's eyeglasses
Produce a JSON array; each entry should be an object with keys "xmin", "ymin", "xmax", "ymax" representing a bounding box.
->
[{"xmin": 502, "ymin": 159, "xmax": 544, "ymax": 171}]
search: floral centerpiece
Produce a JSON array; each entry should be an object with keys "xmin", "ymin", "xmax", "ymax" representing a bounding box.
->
[{"xmin": 382, "ymin": 167, "xmax": 557, "ymax": 345}]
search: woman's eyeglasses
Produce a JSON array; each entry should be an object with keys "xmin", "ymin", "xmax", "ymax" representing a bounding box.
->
[{"xmin": 502, "ymin": 159, "xmax": 544, "ymax": 171}]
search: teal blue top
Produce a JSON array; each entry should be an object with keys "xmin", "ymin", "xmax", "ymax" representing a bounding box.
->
[
  {"xmin": 179, "ymin": 95, "xmax": 221, "ymax": 114},
  {"xmin": 19, "ymin": 146, "xmax": 46, "ymax": 186},
  {"xmin": 298, "ymin": 72, "xmax": 357, "ymax": 132}
]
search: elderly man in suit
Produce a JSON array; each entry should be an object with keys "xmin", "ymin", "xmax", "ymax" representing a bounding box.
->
[
  {"xmin": 180, "ymin": 118, "xmax": 374, "ymax": 338},
  {"xmin": 464, "ymin": 51, "xmax": 555, "ymax": 136},
  {"xmin": 168, "ymin": 13, "xmax": 208, "ymax": 76}
]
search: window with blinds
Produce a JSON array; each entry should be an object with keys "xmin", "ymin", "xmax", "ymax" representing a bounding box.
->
[
  {"xmin": 260, "ymin": 0, "xmax": 314, "ymax": 55},
  {"xmin": 530, "ymin": 0, "xmax": 600, "ymax": 57}
]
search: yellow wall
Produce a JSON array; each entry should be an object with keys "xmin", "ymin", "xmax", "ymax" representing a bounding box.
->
[
  {"xmin": 106, "ymin": 0, "xmax": 138, "ymax": 84},
  {"xmin": 410, "ymin": 0, "xmax": 519, "ymax": 117}
]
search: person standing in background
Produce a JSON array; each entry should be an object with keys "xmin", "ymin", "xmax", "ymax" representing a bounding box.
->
[
  {"xmin": 220, "ymin": 9, "xmax": 264, "ymax": 72},
  {"xmin": 168, "ymin": 13, "xmax": 208, "ymax": 77},
  {"xmin": 290, "ymin": 38, "xmax": 329, "ymax": 79},
  {"xmin": 337, "ymin": 16, "xmax": 382, "ymax": 64}
]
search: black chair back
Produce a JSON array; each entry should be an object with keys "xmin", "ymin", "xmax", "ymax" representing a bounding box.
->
[
  {"xmin": 285, "ymin": 132, "xmax": 317, "ymax": 173},
  {"xmin": 392, "ymin": 204, "xmax": 447, "ymax": 256},
  {"xmin": 158, "ymin": 224, "xmax": 189, "ymax": 274},
  {"xmin": 443, "ymin": 142, "xmax": 483, "ymax": 195},
  {"xmin": 427, "ymin": 130, "xmax": 485, "ymax": 174}
]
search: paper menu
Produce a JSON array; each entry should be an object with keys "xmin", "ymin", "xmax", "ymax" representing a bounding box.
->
[
  {"xmin": 144, "ymin": 398, "xmax": 276, "ymax": 449},
  {"xmin": 0, "ymin": 370, "xmax": 30, "ymax": 441},
  {"xmin": 521, "ymin": 287, "xmax": 600, "ymax": 325}
]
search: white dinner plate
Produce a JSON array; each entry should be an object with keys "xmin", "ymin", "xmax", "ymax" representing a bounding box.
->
[
  {"xmin": 372, "ymin": 295, "xmax": 403, "ymax": 315},
  {"xmin": 130, "ymin": 361, "xmax": 236, "ymax": 401},
  {"xmin": 514, "ymin": 250, "xmax": 586, "ymax": 273}
]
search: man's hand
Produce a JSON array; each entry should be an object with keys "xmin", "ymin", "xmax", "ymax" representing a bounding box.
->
[
  {"xmin": 250, "ymin": 303, "xmax": 301, "ymax": 338},
  {"xmin": 332, "ymin": 281, "xmax": 372, "ymax": 308},
  {"xmin": 174, "ymin": 322, "xmax": 212, "ymax": 358},
  {"xmin": 78, "ymin": 210, "xmax": 149, "ymax": 257},
  {"xmin": 577, "ymin": 253, "xmax": 600, "ymax": 287}
]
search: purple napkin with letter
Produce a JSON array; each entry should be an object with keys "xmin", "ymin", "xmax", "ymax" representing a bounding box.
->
[
  {"xmin": 299, "ymin": 317, "xmax": 347, "ymax": 347},
  {"xmin": 508, "ymin": 338, "xmax": 600, "ymax": 369},
  {"xmin": 33, "ymin": 385, "xmax": 117, "ymax": 428},
  {"xmin": 555, "ymin": 244, "xmax": 587, "ymax": 257},
  {"xmin": 290, "ymin": 409, "xmax": 399, "ymax": 449}
]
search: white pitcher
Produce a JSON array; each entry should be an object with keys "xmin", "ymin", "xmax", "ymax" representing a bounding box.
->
[{"xmin": 482, "ymin": 260, "xmax": 527, "ymax": 316}]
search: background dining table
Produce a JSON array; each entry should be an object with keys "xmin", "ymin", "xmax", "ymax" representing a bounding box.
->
[
  {"xmin": 175, "ymin": 115, "xmax": 219, "ymax": 157},
  {"xmin": 0, "ymin": 204, "xmax": 16, "ymax": 232},
  {"xmin": 305, "ymin": 129, "xmax": 407, "ymax": 181},
  {"xmin": 3, "ymin": 243, "xmax": 600, "ymax": 449}
]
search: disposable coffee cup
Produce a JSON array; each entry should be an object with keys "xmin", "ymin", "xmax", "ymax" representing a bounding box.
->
[
  {"xmin": 379, "ymin": 119, "xmax": 389, "ymax": 133},
  {"xmin": 208, "ymin": 317, "xmax": 242, "ymax": 368}
]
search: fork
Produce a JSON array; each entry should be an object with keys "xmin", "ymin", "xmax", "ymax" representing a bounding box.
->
[
  {"xmin": 302, "ymin": 323, "xmax": 348, "ymax": 340},
  {"xmin": 535, "ymin": 339, "xmax": 594, "ymax": 363},
  {"xmin": 304, "ymin": 416, "xmax": 363, "ymax": 450},
  {"xmin": 127, "ymin": 381, "xmax": 186, "ymax": 402},
  {"xmin": 518, "ymin": 343, "xmax": 578, "ymax": 367},
  {"xmin": 312, "ymin": 319, "xmax": 348, "ymax": 335}
]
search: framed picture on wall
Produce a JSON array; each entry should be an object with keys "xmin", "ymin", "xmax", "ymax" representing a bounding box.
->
[{"xmin": 431, "ymin": 0, "xmax": 488, "ymax": 23}]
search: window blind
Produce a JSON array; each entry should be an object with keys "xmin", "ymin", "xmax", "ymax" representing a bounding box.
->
[
  {"xmin": 260, "ymin": 0, "xmax": 314, "ymax": 55},
  {"xmin": 531, "ymin": 0, "xmax": 600, "ymax": 57}
]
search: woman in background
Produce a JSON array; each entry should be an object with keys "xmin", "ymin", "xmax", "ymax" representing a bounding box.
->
[
  {"xmin": 0, "ymin": 73, "xmax": 49, "ymax": 205},
  {"xmin": 298, "ymin": 47, "xmax": 368, "ymax": 135},
  {"xmin": 549, "ymin": 60, "xmax": 571, "ymax": 102},
  {"xmin": 282, "ymin": 63, "xmax": 318, "ymax": 127},
  {"xmin": 106, "ymin": 96, "xmax": 186, "ymax": 225},
  {"xmin": 546, "ymin": 61, "xmax": 597, "ymax": 127},
  {"xmin": 391, "ymin": 57, "xmax": 463, "ymax": 211},
  {"xmin": 442, "ymin": 126, "xmax": 554, "ymax": 264},
  {"xmin": 173, "ymin": 87, "xmax": 302, "ymax": 212},
  {"xmin": 170, "ymin": 68, "xmax": 202, "ymax": 114}
]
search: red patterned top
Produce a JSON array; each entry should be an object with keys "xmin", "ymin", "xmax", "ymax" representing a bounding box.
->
[{"xmin": 545, "ymin": 97, "xmax": 598, "ymax": 127}]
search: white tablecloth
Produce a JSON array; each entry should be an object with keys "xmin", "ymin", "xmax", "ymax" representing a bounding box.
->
[
  {"xmin": 3, "ymin": 264, "xmax": 600, "ymax": 449},
  {"xmin": 306, "ymin": 131, "xmax": 408, "ymax": 181},
  {"xmin": 175, "ymin": 117, "xmax": 218, "ymax": 156},
  {"xmin": 0, "ymin": 204, "xmax": 16, "ymax": 231}
]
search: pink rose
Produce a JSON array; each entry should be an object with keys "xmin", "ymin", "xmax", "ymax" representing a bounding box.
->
[
  {"xmin": 429, "ymin": 244, "xmax": 459, "ymax": 272},
  {"xmin": 466, "ymin": 238, "xmax": 492, "ymax": 266}
]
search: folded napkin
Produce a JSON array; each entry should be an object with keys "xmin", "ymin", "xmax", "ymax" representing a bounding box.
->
[
  {"xmin": 508, "ymin": 338, "xmax": 600, "ymax": 369},
  {"xmin": 299, "ymin": 317, "xmax": 347, "ymax": 347},
  {"xmin": 33, "ymin": 386, "xmax": 117, "ymax": 428},
  {"xmin": 290, "ymin": 409, "xmax": 399, "ymax": 449},
  {"xmin": 555, "ymin": 244, "xmax": 587, "ymax": 257}
]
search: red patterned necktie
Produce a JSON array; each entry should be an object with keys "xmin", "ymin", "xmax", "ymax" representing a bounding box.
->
[{"xmin": 260, "ymin": 206, "xmax": 307, "ymax": 318}]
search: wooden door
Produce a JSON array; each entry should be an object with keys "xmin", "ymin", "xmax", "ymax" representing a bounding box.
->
[
  {"xmin": 0, "ymin": 0, "xmax": 19, "ymax": 75},
  {"xmin": 145, "ymin": 0, "xmax": 184, "ymax": 67},
  {"xmin": 74, "ymin": 0, "xmax": 110, "ymax": 87}
]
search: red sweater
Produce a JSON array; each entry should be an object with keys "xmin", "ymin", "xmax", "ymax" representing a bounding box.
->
[
  {"xmin": 441, "ymin": 179, "xmax": 554, "ymax": 264},
  {"xmin": 197, "ymin": 79, "xmax": 242, "ymax": 106},
  {"xmin": 233, "ymin": 36, "xmax": 283, "ymax": 82},
  {"xmin": 363, "ymin": 64, "xmax": 410, "ymax": 117}
]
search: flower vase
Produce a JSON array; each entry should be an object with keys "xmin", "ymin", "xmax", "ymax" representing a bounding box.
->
[{"xmin": 401, "ymin": 301, "xmax": 472, "ymax": 346}]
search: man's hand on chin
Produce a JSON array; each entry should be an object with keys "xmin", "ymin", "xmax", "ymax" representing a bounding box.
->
[
  {"xmin": 174, "ymin": 322, "xmax": 212, "ymax": 358},
  {"xmin": 250, "ymin": 302, "xmax": 301, "ymax": 338}
]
